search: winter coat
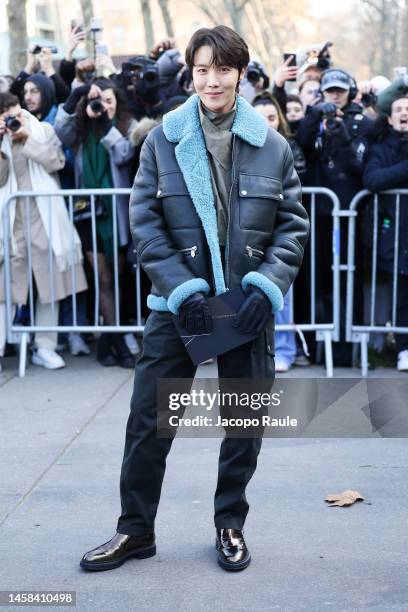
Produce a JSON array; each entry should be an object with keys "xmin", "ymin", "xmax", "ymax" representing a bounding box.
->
[
  {"xmin": 363, "ymin": 126, "xmax": 408, "ymax": 275},
  {"xmin": 129, "ymin": 93, "xmax": 310, "ymax": 316}
]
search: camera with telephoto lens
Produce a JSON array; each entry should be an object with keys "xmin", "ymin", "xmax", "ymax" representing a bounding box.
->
[
  {"xmin": 121, "ymin": 56, "xmax": 159, "ymax": 91},
  {"xmin": 5, "ymin": 115, "xmax": 21, "ymax": 132},
  {"xmin": 88, "ymin": 97, "xmax": 104, "ymax": 113}
]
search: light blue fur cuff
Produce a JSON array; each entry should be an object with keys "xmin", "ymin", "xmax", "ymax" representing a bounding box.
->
[
  {"xmin": 167, "ymin": 278, "xmax": 211, "ymax": 315},
  {"xmin": 241, "ymin": 271, "xmax": 284, "ymax": 313},
  {"xmin": 147, "ymin": 294, "xmax": 170, "ymax": 312}
]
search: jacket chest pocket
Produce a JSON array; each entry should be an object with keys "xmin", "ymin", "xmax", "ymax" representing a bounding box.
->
[
  {"xmin": 238, "ymin": 174, "xmax": 283, "ymax": 232},
  {"xmin": 157, "ymin": 172, "xmax": 199, "ymax": 229}
]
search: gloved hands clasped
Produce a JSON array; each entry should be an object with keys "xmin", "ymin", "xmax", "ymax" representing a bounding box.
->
[
  {"xmin": 178, "ymin": 292, "xmax": 213, "ymax": 335},
  {"xmin": 232, "ymin": 286, "xmax": 271, "ymax": 335}
]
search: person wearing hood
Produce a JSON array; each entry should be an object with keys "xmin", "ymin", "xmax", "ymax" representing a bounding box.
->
[
  {"xmin": 362, "ymin": 95, "xmax": 408, "ymax": 371},
  {"xmin": 23, "ymin": 73, "xmax": 58, "ymax": 124}
]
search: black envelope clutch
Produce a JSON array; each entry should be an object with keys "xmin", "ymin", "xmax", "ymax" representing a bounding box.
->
[{"xmin": 172, "ymin": 287, "xmax": 259, "ymax": 365}]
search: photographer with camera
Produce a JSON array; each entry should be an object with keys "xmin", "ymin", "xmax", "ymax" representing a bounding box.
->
[
  {"xmin": 10, "ymin": 46, "xmax": 70, "ymax": 105},
  {"xmin": 355, "ymin": 76, "xmax": 391, "ymax": 120},
  {"xmin": 54, "ymin": 78, "xmax": 138, "ymax": 367},
  {"xmin": 0, "ymin": 92, "xmax": 87, "ymax": 371},
  {"xmin": 295, "ymin": 68, "xmax": 373, "ymax": 365}
]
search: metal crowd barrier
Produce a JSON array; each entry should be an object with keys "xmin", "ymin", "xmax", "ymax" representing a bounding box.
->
[
  {"xmin": 1, "ymin": 187, "xmax": 341, "ymax": 378},
  {"xmin": 278, "ymin": 187, "xmax": 341, "ymax": 377},
  {"xmin": 2, "ymin": 188, "xmax": 142, "ymax": 377},
  {"xmin": 346, "ymin": 189, "xmax": 408, "ymax": 376}
]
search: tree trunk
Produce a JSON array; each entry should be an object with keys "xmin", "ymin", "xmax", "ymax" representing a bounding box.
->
[
  {"xmin": 7, "ymin": 0, "xmax": 27, "ymax": 76},
  {"xmin": 226, "ymin": 0, "xmax": 248, "ymax": 35},
  {"xmin": 79, "ymin": 0, "xmax": 95, "ymax": 58},
  {"xmin": 141, "ymin": 0, "xmax": 154, "ymax": 54},
  {"xmin": 158, "ymin": 0, "xmax": 175, "ymax": 38}
]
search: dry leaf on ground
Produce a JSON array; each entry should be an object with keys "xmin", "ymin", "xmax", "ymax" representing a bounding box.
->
[{"xmin": 324, "ymin": 489, "xmax": 365, "ymax": 507}]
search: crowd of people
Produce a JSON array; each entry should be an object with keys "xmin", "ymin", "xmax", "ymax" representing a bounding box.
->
[{"xmin": 0, "ymin": 25, "xmax": 407, "ymax": 373}]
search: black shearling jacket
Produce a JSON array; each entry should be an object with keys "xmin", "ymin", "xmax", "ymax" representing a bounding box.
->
[{"xmin": 129, "ymin": 94, "xmax": 310, "ymax": 316}]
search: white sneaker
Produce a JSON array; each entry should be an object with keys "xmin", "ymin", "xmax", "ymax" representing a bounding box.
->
[
  {"xmin": 397, "ymin": 350, "xmax": 408, "ymax": 371},
  {"xmin": 68, "ymin": 333, "xmax": 91, "ymax": 356},
  {"xmin": 124, "ymin": 333, "xmax": 140, "ymax": 355},
  {"xmin": 275, "ymin": 358, "xmax": 291, "ymax": 373},
  {"xmin": 32, "ymin": 347, "xmax": 66, "ymax": 370}
]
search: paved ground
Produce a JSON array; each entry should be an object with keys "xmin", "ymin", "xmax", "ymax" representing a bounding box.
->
[{"xmin": 1, "ymin": 348, "xmax": 408, "ymax": 612}]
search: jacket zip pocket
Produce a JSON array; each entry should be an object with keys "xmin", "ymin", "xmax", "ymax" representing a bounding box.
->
[
  {"xmin": 179, "ymin": 246, "xmax": 198, "ymax": 258},
  {"xmin": 245, "ymin": 245, "xmax": 264, "ymax": 258}
]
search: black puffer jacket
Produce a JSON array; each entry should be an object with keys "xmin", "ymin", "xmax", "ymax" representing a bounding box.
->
[{"xmin": 129, "ymin": 94, "xmax": 310, "ymax": 316}]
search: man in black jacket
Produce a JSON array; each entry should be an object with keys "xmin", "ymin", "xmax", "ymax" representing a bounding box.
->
[
  {"xmin": 295, "ymin": 68, "xmax": 373, "ymax": 365},
  {"xmin": 363, "ymin": 95, "xmax": 408, "ymax": 371},
  {"xmin": 80, "ymin": 26, "xmax": 309, "ymax": 573}
]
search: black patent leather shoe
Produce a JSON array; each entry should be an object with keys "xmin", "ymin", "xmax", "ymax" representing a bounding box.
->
[
  {"xmin": 215, "ymin": 528, "xmax": 251, "ymax": 571},
  {"xmin": 80, "ymin": 532, "xmax": 156, "ymax": 571}
]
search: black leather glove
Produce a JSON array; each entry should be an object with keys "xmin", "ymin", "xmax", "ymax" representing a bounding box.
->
[
  {"xmin": 313, "ymin": 102, "xmax": 337, "ymax": 117},
  {"xmin": 63, "ymin": 83, "xmax": 91, "ymax": 114},
  {"xmin": 178, "ymin": 292, "xmax": 213, "ymax": 335},
  {"xmin": 233, "ymin": 286, "xmax": 271, "ymax": 335}
]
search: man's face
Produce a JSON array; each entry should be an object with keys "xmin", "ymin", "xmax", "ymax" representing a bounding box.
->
[
  {"xmin": 254, "ymin": 103, "xmax": 279, "ymax": 131},
  {"xmin": 286, "ymin": 101, "xmax": 304, "ymax": 122},
  {"xmin": 192, "ymin": 45, "xmax": 245, "ymax": 113},
  {"xmin": 299, "ymin": 80, "xmax": 320, "ymax": 108},
  {"xmin": 24, "ymin": 81, "xmax": 42, "ymax": 115},
  {"xmin": 0, "ymin": 103, "xmax": 22, "ymax": 122},
  {"xmin": 323, "ymin": 87, "xmax": 349, "ymax": 109},
  {"xmin": 388, "ymin": 97, "xmax": 408, "ymax": 133}
]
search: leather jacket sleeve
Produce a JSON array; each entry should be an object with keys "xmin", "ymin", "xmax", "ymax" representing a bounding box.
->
[
  {"xmin": 255, "ymin": 142, "xmax": 309, "ymax": 298},
  {"xmin": 129, "ymin": 133, "xmax": 210, "ymax": 303}
]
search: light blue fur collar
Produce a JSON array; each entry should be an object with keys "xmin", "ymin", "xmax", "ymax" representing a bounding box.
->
[{"xmin": 163, "ymin": 93, "xmax": 268, "ymax": 147}]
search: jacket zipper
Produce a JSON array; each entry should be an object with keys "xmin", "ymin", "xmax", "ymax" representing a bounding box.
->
[
  {"xmin": 245, "ymin": 245, "xmax": 264, "ymax": 258},
  {"xmin": 225, "ymin": 134, "xmax": 236, "ymax": 290},
  {"xmin": 179, "ymin": 246, "xmax": 198, "ymax": 258}
]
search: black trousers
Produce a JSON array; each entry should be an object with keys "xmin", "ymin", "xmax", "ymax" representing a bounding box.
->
[{"xmin": 116, "ymin": 310, "xmax": 275, "ymax": 536}]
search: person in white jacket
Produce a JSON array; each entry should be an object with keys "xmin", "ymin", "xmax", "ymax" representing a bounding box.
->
[{"xmin": 0, "ymin": 92, "xmax": 87, "ymax": 371}]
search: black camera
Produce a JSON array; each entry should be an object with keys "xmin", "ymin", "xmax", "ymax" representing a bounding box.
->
[
  {"xmin": 317, "ymin": 42, "xmax": 333, "ymax": 71},
  {"xmin": 88, "ymin": 97, "xmax": 104, "ymax": 113},
  {"xmin": 361, "ymin": 92, "xmax": 377, "ymax": 108},
  {"xmin": 5, "ymin": 115, "xmax": 21, "ymax": 132},
  {"xmin": 121, "ymin": 56, "xmax": 159, "ymax": 90},
  {"xmin": 246, "ymin": 61, "xmax": 270, "ymax": 89},
  {"xmin": 32, "ymin": 44, "xmax": 58, "ymax": 54}
]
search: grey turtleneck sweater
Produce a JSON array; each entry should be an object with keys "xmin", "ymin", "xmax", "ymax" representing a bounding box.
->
[{"xmin": 198, "ymin": 99, "xmax": 236, "ymax": 246}]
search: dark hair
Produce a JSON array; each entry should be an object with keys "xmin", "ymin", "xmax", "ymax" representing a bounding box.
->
[
  {"xmin": 185, "ymin": 26, "xmax": 250, "ymax": 74},
  {"xmin": 252, "ymin": 92, "xmax": 291, "ymax": 138},
  {"xmin": 75, "ymin": 77, "xmax": 132, "ymax": 144},
  {"xmin": 0, "ymin": 91, "xmax": 19, "ymax": 113},
  {"xmin": 286, "ymin": 94, "xmax": 303, "ymax": 107}
]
